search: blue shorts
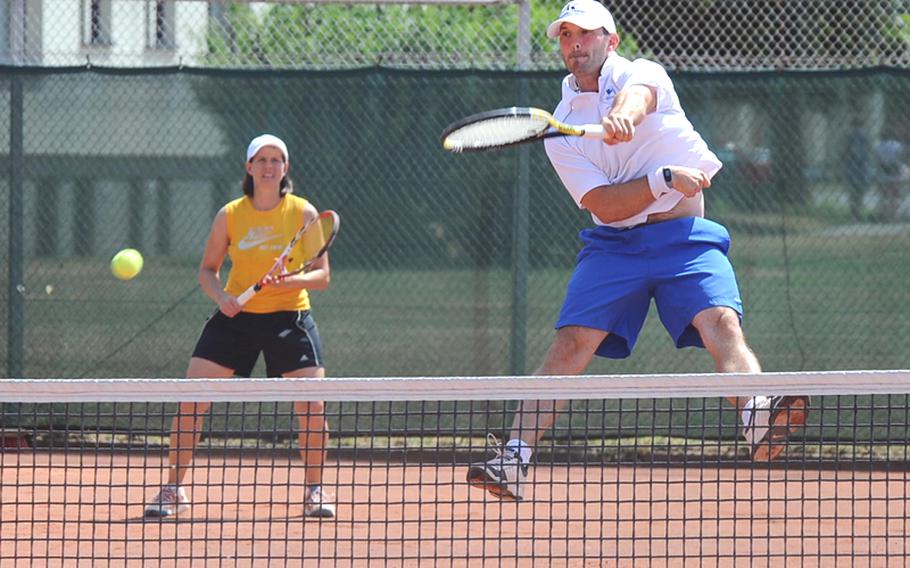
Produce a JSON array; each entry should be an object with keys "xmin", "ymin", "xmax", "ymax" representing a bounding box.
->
[{"xmin": 556, "ymin": 217, "xmax": 743, "ymax": 359}]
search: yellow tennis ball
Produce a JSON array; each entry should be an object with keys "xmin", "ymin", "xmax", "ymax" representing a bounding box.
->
[{"xmin": 111, "ymin": 248, "xmax": 144, "ymax": 281}]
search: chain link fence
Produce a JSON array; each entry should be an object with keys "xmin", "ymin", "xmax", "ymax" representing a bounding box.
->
[
  {"xmin": 3, "ymin": 1, "xmax": 910, "ymax": 70},
  {"xmin": 3, "ymin": 68, "xmax": 910, "ymax": 381},
  {"xmin": 2, "ymin": 1, "xmax": 910, "ymax": 380}
]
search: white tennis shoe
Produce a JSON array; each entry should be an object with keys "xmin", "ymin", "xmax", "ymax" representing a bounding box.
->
[
  {"xmin": 304, "ymin": 485, "xmax": 335, "ymax": 518},
  {"xmin": 467, "ymin": 435, "xmax": 528, "ymax": 501},
  {"xmin": 742, "ymin": 395, "xmax": 810, "ymax": 461},
  {"xmin": 144, "ymin": 484, "xmax": 190, "ymax": 518}
]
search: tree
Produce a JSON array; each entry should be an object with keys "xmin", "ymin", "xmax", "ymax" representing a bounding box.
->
[{"xmin": 202, "ymin": 1, "xmax": 638, "ymax": 70}]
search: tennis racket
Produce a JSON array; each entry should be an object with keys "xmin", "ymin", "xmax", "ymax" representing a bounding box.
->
[
  {"xmin": 236, "ymin": 209, "xmax": 340, "ymax": 306},
  {"xmin": 440, "ymin": 107, "xmax": 604, "ymax": 153}
]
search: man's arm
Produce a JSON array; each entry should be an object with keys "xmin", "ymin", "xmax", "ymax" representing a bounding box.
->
[
  {"xmin": 601, "ymin": 84, "xmax": 657, "ymax": 145},
  {"xmin": 580, "ymin": 166, "xmax": 711, "ymax": 224},
  {"xmin": 580, "ymin": 177, "xmax": 653, "ymax": 223}
]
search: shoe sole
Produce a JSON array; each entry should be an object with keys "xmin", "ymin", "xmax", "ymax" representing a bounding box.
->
[
  {"xmin": 466, "ymin": 466, "xmax": 522, "ymax": 502},
  {"xmin": 143, "ymin": 504, "xmax": 189, "ymax": 518},
  {"xmin": 304, "ymin": 508, "xmax": 335, "ymax": 519},
  {"xmin": 751, "ymin": 395, "xmax": 810, "ymax": 462}
]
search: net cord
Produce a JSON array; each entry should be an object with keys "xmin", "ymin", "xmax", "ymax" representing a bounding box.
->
[{"xmin": 1, "ymin": 369, "xmax": 908, "ymax": 402}]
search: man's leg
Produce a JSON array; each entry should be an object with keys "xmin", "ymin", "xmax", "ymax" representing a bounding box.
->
[
  {"xmin": 692, "ymin": 306, "xmax": 760, "ymax": 409},
  {"xmin": 880, "ymin": 181, "xmax": 900, "ymax": 221},
  {"xmin": 467, "ymin": 326, "xmax": 608, "ymax": 500},
  {"xmin": 692, "ymin": 306, "xmax": 808, "ymax": 461},
  {"xmin": 848, "ymin": 181, "xmax": 865, "ymax": 221},
  {"xmin": 511, "ymin": 326, "xmax": 609, "ymax": 444}
]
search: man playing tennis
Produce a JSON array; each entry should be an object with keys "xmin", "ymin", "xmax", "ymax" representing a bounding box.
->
[{"xmin": 468, "ymin": 0, "xmax": 810, "ymax": 501}]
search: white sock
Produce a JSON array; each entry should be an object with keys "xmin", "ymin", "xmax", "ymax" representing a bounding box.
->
[{"xmin": 506, "ymin": 439, "xmax": 532, "ymax": 464}]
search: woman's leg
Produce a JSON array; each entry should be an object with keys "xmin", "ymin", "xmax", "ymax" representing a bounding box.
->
[
  {"xmin": 284, "ymin": 365, "xmax": 328, "ymax": 486},
  {"xmin": 164, "ymin": 357, "xmax": 235, "ymax": 485}
]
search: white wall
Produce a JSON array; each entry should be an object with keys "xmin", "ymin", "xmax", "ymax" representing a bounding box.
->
[{"xmin": 41, "ymin": 0, "xmax": 209, "ymax": 66}]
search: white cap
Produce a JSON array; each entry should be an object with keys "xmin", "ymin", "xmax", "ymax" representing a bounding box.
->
[
  {"xmin": 546, "ymin": 0, "xmax": 616, "ymax": 38},
  {"xmin": 246, "ymin": 134, "xmax": 289, "ymax": 162}
]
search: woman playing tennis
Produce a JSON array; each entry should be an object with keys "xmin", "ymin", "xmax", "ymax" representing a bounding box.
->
[{"xmin": 145, "ymin": 134, "xmax": 335, "ymax": 519}]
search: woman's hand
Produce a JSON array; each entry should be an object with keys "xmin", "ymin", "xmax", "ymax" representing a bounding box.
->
[{"xmin": 217, "ymin": 293, "xmax": 243, "ymax": 318}]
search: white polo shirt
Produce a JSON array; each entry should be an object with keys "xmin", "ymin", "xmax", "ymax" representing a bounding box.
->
[{"xmin": 544, "ymin": 53, "xmax": 722, "ymax": 229}]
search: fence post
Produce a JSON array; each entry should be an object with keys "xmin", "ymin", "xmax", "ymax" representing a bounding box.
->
[
  {"xmin": 7, "ymin": 74, "xmax": 24, "ymax": 378},
  {"xmin": 510, "ymin": 0, "xmax": 532, "ymax": 375}
]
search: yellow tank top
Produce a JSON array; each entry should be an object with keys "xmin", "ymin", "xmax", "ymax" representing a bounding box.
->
[{"xmin": 224, "ymin": 194, "xmax": 312, "ymax": 313}]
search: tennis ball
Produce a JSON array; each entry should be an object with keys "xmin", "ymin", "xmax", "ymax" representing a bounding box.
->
[{"xmin": 111, "ymin": 248, "xmax": 144, "ymax": 281}]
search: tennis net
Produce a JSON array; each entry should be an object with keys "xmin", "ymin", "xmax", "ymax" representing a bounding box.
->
[{"xmin": 1, "ymin": 371, "xmax": 909, "ymax": 565}]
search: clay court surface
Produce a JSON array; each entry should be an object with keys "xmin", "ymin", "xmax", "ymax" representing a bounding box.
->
[{"xmin": 1, "ymin": 451, "xmax": 908, "ymax": 566}]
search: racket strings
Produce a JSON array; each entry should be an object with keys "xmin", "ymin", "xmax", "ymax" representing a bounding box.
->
[{"xmin": 444, "ymin": 115, "xmax": 550, "ymax": 151}]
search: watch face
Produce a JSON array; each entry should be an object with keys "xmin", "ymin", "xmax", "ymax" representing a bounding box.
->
[{"xmin": 663, "ymin": 168, "xmax": 672, "ymax": 184}]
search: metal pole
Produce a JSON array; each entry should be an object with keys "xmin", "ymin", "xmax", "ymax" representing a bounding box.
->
[
  {"xmin": 517, "ymin": 0, "xmax": 531, "ymax": 70},
  {"xmin": 9, "ymin": 0, "xmax": 26, "ymax": 64},
  {"xmin": 510, "ymin": 0, "xmax": 531, "ymax": 375},
  {"xmin": 8, "ymin": 74, "xmax": 25, "ymax": 378}
]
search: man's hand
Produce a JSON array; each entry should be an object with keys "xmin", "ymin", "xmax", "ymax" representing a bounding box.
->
[
  {"xmin": 602, "ymin": 113, "xmax": 636, "ymax": 145},
  {"xmin": 668, "ymin": 166, "xmax": 711, "ymax": 197},
  {"xmin": 600, "ymin": 85, "xmax": 657, "ymax": 145}
]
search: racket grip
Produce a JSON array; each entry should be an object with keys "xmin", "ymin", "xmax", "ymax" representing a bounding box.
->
[
  {"xmin": 582, "ymin": 124, "xmax": 605, "ymax": 139},
  {"xmin": 236, "ymin": 286, "xmax": 257, "ymax": 306}
]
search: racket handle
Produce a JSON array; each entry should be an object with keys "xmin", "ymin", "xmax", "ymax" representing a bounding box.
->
[
  {"xmin": 236, "ymin": 285, "xmax": 258, "ymax": 306},
  {"xmin": 582, "ymin": 124, "xmax": 605, "ymax": 139}
]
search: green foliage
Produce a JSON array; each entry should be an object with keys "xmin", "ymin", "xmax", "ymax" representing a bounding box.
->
[
  {"xmin": 204, "ymin": 1, "xmax": 639, "ymax": 69},
  {"xmin": 889, "ymin": 13, "xmax": 910, "ymax": 45}
]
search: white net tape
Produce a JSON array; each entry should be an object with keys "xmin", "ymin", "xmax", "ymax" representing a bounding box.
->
[{"xmin": 3, "ymin": 370, "xmax": 910, "ymax": 402}]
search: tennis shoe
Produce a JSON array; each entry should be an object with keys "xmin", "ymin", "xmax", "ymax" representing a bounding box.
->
[
  {"xmin": 742, "ymin": 395, "xmax": 810, "ymax": 461},
  {"xmin": 144, "ymin": 485, "xmax": 189, "ymax": 518},
  {"xmin": 304, "ymin": 485, "xmax": 335, "ymax": 518},
  {"xmin": 466, "ymin": 434, "xmax": 527, "ymax": 501}
]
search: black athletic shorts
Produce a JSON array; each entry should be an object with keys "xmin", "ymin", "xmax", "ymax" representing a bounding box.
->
[{"xmin": 191, "ymin": 310, "xmax": 324, "ymax": 377}]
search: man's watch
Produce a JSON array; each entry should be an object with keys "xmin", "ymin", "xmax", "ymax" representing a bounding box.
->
[{"xmin": 662, "ymin": 167, "xmax": 673, "ymax": 189}]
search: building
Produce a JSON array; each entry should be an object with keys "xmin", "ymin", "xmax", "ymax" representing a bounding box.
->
[{"xmin": 2, "ymin": 0, "xmax": 209, "ymax": 66}]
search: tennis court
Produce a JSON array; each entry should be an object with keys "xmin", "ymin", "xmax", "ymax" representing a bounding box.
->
[
  {"xmin": 2, "ymin": 373, "xmax": 908, "ymax": 565},
  {"xmin": 4, "ymin": 1, "xmax": 910, "ymax": 565},
  {"xmin": 3, "ymin": 453, "xmax": 906, "ymax": 565}
]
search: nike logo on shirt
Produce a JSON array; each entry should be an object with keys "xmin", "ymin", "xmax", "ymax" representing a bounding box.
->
[{"xmin": 237, "ymin": 227, "xmax": 282, "ymax": 250}]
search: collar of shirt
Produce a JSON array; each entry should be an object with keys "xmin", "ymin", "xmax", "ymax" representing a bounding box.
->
[{"xmin": 561, "ymin": 52, "xmax": 630, "ymax": 101}]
